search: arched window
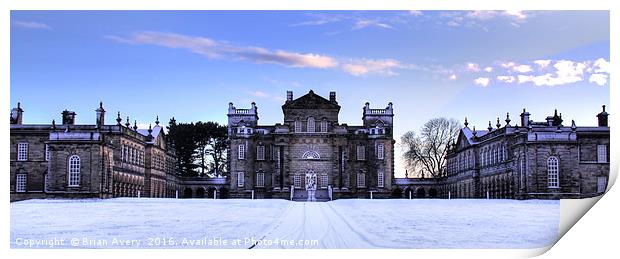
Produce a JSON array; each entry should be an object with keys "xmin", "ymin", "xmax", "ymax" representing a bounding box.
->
[
  {"xmin": 547, "ymin": 156, "xmax": 559, "ymax": 188},
  {"xmin": 320, "ymin": 120, "xmax": 328, "ymax": 133},
  {"xmin": 294, "ymin": 120, "xmax": 302, "ymax": 133},
  {"xmin": 307, "ymin": 117, "xmax": 315, "ymax": 133},
  {"xmin": 302, "ymin": 150, "xmax": 321, "ymax": 160},
  {"xmin": 68, "ymin": 155, "xmax": 81, "ymax": 187}
]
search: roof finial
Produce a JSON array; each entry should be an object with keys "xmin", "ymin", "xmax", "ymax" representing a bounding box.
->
[
  {"xmin": 116, "ymin": 112, "xmax": 122, "ymax": 125},
  {"xmin": 155, "ymin": 115, "xmax": 160, "ymax": 125},
  {"xmin": 505, "ymin": 112, "xmax": 511, "ymax": 126},
  {"xmin": 488, "ymin": 121, "xmax": 493, "ymax": 132},
  {"xmin": 571, "ymin": 119, "xmax": 577, "ymax": 131},
  {"xmin": 496, "ymin": 117, "xmax": 501, "ymax": 129},
  {"xmin": 133, "ymin": 120, "xmax": 138, "ymax": 131},
  {"xmin": 603, "ymin": 105, "xmax": 606, "ymax": 112},
  {"xmin": 472, "ymin": 126, "xmax": 477, "ymax": 137},
  {"xmin": 148, "ymin": 124, "xmax": 153, "ymax": 135},
  {"xmin": 125, "ymin": 116, "xmax": 131, "ymax": 127},
  {"xmin": 52, "ymin": 119, "xmax": 56, "ymax": 130},
  {"xmin": 464, "ymin": 117, "xmax": 469, "ymax": 127},
  {"xmin": 100, "ymin": 101, "xmax": 103, "ymax": 109}
]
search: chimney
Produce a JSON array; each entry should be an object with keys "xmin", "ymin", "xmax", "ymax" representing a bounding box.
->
[
  {"xmin": 95, "ymin": 102, "xmax": 105, "ymax": 128},
  {"xmin": 286, "ymin": 91, "xmax": 293, "ymax": 102},
  {"xmin": 329, "ymin": 91, "xmax": 336, "ymax": 102},
  {"xmin": 520, "ymin": 108, "xmax": 530, "ymax": 127},
  {"xmin": 597, "ymin": 105, "xmax": 609, "ymax": 127},
  {"xmin": 10, "ymin": 102, "xmax": 24, "ymax": 125},
  {"xmin": 62, "ymin": 110, "xmax": 76, "ymax": 125}
]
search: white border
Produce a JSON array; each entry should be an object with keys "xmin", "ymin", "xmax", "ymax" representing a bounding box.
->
[{"xmin": 1, "ymin": 1, "xmax": 616, "ymax": 259}]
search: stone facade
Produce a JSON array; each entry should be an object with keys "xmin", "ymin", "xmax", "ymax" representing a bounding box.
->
[
  {"xmin": 227, "ymin": 90, "xmax": 395, "ymax": 200},
  {"xmin": 9, "ymin": 103, "xmax": 181, "ymax": 201},
  {"xmin": 437, "ymin": 107, "xmax": 610, "ymax": 199}
]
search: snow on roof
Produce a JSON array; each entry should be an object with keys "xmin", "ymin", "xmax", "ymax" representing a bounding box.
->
[{"xmin": 137, "ymin": 125, "xmax": 163, "ymax": 142}]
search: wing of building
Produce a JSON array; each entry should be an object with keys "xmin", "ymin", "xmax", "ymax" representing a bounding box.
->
[
  {"xmin": 10, "ymin": 102, "xmax": 181, "ymax": 201},
  {"xmin": 227, "ymin": 90, "xmax": 395, "ymax": 200},
  {"xmin": 394, "ymin": 107, "xmax": 610, "ymax": 200}
]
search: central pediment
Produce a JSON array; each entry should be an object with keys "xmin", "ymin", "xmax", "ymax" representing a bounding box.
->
[{"xmin": 282, "ymin": 90, "xmax": 341, "ymax": 110}]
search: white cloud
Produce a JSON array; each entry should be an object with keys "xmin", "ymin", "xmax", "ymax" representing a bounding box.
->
[
  {"xmin": 449, "ymin": 74, "xmax": 457, "ymax": 80},
  {"xmin": 512, "ymin": 64, "xmax": 533, "ymax": 73},
  {"xmin": 484, "ymin": 66, "xmax": 493, "ymax": 72},
  {"xmin": 474, "ymin": 77, "xmax": 490, "ymax": 87},
  {"xmin": 503, "ymin": 10, "xmax": 528, "ymax": 20},
  {"xmin": 592, "ymin": 58, "xmax": 610, "ymax": 73},
  {"xmin": 496, "ymin": 75, "xmax": 515, "ymax": 83},
  {"xmin": 342, "ymin": 59, "xmax": 401, "ymax": 76},
  {"xmin": 352, "ymin": 19, "xmax": 394, "ymax": 30},
  {"xmin": 466, "ymin": 63, "xmax": 480, "ymax": 72},
  {"xmin": 107, "ymin": 31, "xmax": 341, "ymax": 70},
  {"xmin": 534, "ymin": 60, "xmax": 551, "ymax": 68},
  {"xmin": 501, "ymin": 62, "xmax": 515, "ymax": 68},
  {"xmin": 13, "ymin": 20, "xmax": 52, "ymax": 30},
  {"xmin": 408, "ymin": 11, "xmax": 423, "ymax": 17},
  {"xmin": 589, "ymin": 74, "xmax": 608, "ymax": 86}
]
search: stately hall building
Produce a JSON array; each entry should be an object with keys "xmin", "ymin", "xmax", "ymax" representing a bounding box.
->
[
  {"xmin": 9, "ymin": 102, "xmax": 181, "ymax": 201},
  {"xmin": 227, "ymin": 90, "xmax": 395, "ymax": 200},
  {"xmin": 10, "ymin": 91, "xmax": 609, "ymax": 201}
]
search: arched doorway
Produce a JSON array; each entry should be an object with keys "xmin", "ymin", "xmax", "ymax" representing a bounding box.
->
[
  {"xmin": 416, "ymin": 187, "xmax": 426, "ymax": 198},
  {"xmin": 183, "ymin": 188, "xmax": 193, "ymax": 198},
  {"xmin": 429, "ymin": 188, "xmax": 438, "ymax": 198},
  {"xmin": 207, "ymin": 187, "xmax": 217, "ymax": 198},
  {"xmin": 219, "ymin": 187, "xmax": 229, "ymax": 199},
  {"xmin": 405, "ymin": 187, "xmax": 413, "ymax": 199},
  {"xmin": 195, "ymin": 187, "xmax": 205, "ymax": 198}
]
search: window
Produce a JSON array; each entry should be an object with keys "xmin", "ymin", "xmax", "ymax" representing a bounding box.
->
[
  {"xmin": 294, "ymin": 120, "xmax": 302, "ymax": 133},
  {"xmin": 357, "ymin": 172, "xmax": 366, "ymax": 187},
  {"xmin": 378, "ymin": 172, "xmax": 384, "ymax": 188},
  {"xmin": 256, "ymin": 172, "xmax": 265, "ymax": 187},
  {"xmin": 597, "ymin": 177, "xmax": 607, "ymax": 193},
  {"xmin": 16, "ymin": 174, "xmax": 27, "ymax": 192},
  {"xmin": 320, "ymin": 120, "xmax": 328, "ymax": 132},
  {"xmin": 238, "ymin": 144, "xmax": 245, "ymax": 160},
  {"xmin": 237, "ymin": 172, "xmax": 245, "ymax": 187},
  {"xmin": 257, "ymin": 146, "xmax": 265, "ymax": 160},
  {"xmin": 45, "ymin": 144, "xmax": 50, "ymax": 161},
  {"xmin": 68, "ymin": 155, "xmax": 81, "ymax": 187},
  {"xmin": 293, "ymin": 174, "xmax": 302, "ymax": 188},
  {"xmin": 17, "ymin": 142, "xmax": 28, "ymax": 161},
  {"xmin": 320, "ymin": 174, "xmax": 328, "ymax": 188},
  {"xmin": 357, "ymin": 146, "xmax": 365, "ymax": 161},
  {"xmin": 302, "ymin": 150, "xmax": 320, "ymax": 160},
  {"xmin": 597, "ymin": 145, "xmax": 608, "ymax": 163},
  {"xmin": 547, "ymin": 156, "xmax": 559, "ymax": 188},
  {"xmin": 377, "ymin": 144, "xmax": 384, "ymax": 160},
  {"xmin": 307, "ymin": 117, "xmax": 315, "ymax": 133}
]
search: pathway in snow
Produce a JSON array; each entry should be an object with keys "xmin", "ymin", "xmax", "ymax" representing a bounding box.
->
[{"xmin": 254, "ymin": 202, "xmax": 379, "ymax": 249}]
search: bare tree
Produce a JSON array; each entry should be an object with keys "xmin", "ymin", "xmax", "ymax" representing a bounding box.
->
[{"xmin": 401, "ymin": 117, "xmax": 460, "ymax": 178}]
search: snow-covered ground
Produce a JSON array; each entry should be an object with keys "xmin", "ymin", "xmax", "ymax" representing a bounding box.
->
[{"xmin": 10, "ymin": 198, "xmax": 559, "ymax": 249}]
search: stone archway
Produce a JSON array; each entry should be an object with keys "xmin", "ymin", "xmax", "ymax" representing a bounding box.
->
[
  {"xmin": 416, "ymin": 187, "xmax": 426, "ymax": 198},
  {"xmin": 405, "ymin": 187, "xmax": 414, "ymax": 199},
  {"xmin": 195, "ymin": 187, "xmax": 205, "ymax": 198},
  {"xmin": 207, "ymin": 187, "xmax": 217, "ymax": 198},
  {"xmin": 428, "ymin": 188, "xmax": 438, "ymax": 198},
  {"xmin": 183, "ymin": 188, "xmax": 193, "ymax": 198},
  {"xmin": 219, "ymin": 187, "xmax": 229, "ymax": 199}
]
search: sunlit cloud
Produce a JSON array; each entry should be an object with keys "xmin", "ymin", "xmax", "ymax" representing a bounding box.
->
[{"xmin": 13, "ymin": 20, "xmax": 52, "ymax": 30}]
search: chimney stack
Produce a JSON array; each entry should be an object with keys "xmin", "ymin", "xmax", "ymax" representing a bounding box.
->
[
  {"xmin": 96, "ymin": 102, "xmax": 105, "ymax": 128},
  {"xmin": 329, "ymin": 91, "xmax": 336, "ymax": 103},
  {"xmin": 10, "ymin": 102, "xmax": 24, "ymax": 125},
  {"xmin": 62, "ymin": 110, "xmax": 76, "ymax": 125},
  {"xmin": 520, "ymin": 108, "xmax": 530, "ymax": 127},
  {"xmin": 286, "ymin": 91, "xmax": 293, "ymax": 102},
  {"xmin": 597, "ymin": 105, "xmax": 609, "ymax": 127}
]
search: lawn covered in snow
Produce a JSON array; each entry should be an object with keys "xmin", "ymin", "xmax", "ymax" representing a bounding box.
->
[{"xmin": 10, "ymin": 198, "xmax": 559, "ymax": 249}]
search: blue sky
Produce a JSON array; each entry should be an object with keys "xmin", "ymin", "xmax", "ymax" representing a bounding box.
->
[{"xmin": 10, "ymin": 11, "xmax": 610, "ymax": 176}]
